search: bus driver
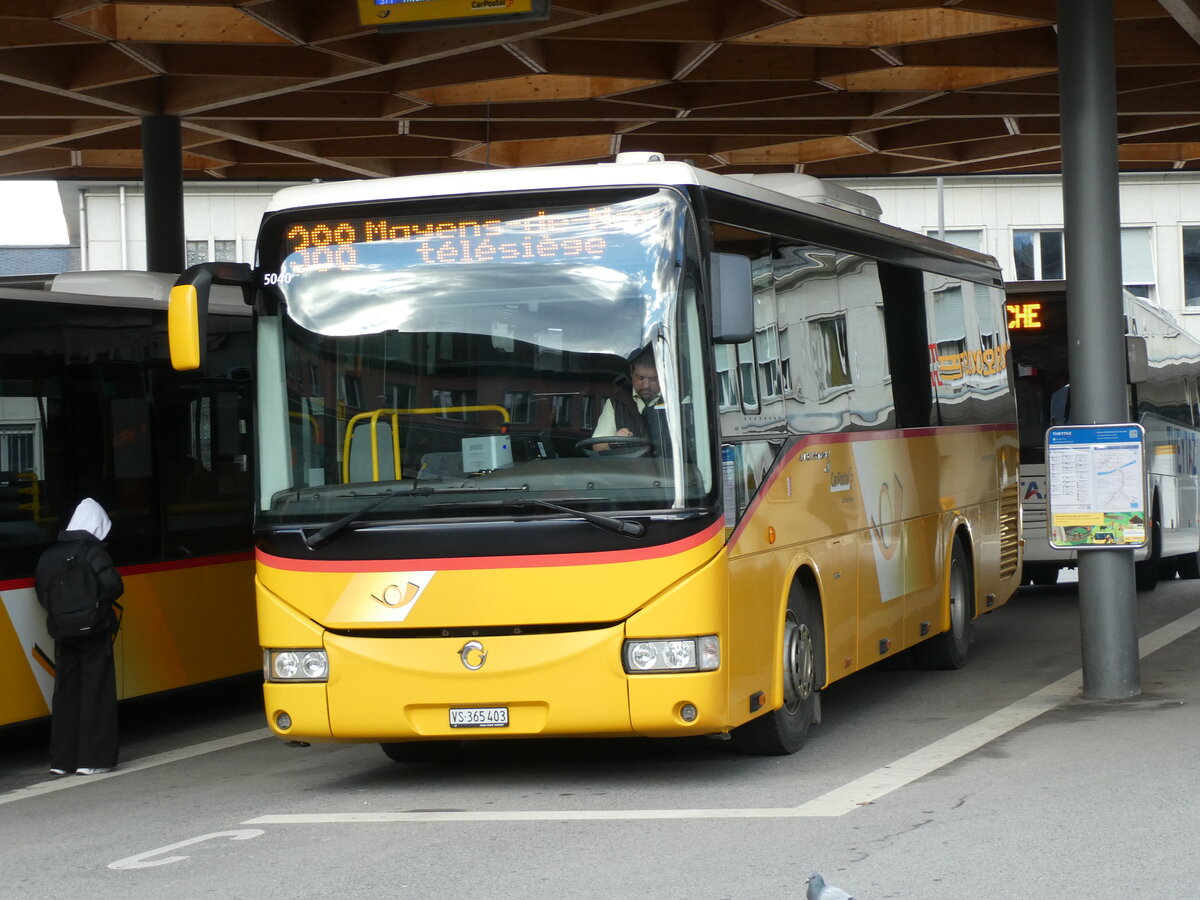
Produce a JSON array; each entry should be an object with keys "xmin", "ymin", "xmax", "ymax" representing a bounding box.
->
[{"xmin": 590, "ymin": 347, "xmax": 670, "ymax": 454}]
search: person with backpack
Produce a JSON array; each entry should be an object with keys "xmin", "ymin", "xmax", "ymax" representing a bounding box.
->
[{"xmin": 34, "ymin": 498, "xmax": 124, "ymax": 776}]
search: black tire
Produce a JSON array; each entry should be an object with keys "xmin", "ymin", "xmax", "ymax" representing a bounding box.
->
[
  {"xmin": 380, "ymin": 740, "xmax": 460, "ymax": 763},
  {"xmin": 1135, "ymin": 510, "xmax": 1161, "ymax": 591},
  {"xmin": 731, "ymin": 582, "xmax": 822, "ymax": 756},
  {"xmin": 913, "ymin": 538, "xmax": 973, "ymax": 670},
  {"xmin": 1176, "ymin": 551, "xmax": 1200, "ymax": 580}
]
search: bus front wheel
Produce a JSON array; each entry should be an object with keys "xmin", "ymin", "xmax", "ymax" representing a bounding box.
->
[
  {"xmin": 731, "ymin": 582, "xmax": 822, "ymax": 756},
  {"xmin": 1135, "ymin": 507, "xmax": 1162, "ymax": 591},
  {"xmin": 1176, "ymin": 550, "xmax": 1200, "ymax": 580}
]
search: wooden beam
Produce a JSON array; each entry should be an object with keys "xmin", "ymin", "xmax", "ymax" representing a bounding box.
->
[
  {"xmin": 405, "ymin": 74, "xmax": 660, "ymax": 105},
  {"xmin": 62, "ymin": 4, "xmax": 292, "ymax": 45},
  {"xmin": 456, "ymin": 133, "xmax": 613, "ymax": 166},
  {"xmin": 737, "ymin": 8, "xmax": 1047, "ymax": 48},
  {"xmin": 822, "ymin": 66, "xmax": 1054, "ymax": 92}
]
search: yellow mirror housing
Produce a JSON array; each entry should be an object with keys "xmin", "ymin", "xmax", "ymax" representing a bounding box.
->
[{"xmin": 168, "ymin": 283, "xmax": 202, "ymax": 371}]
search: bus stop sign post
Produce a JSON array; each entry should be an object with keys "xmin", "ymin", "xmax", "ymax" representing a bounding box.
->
[
  {"xmin": 1046, "ymin": 425, "xmax": 1147, "ymax": 552},
  {"xmin": 1058, "ymin": 0, "xmax": 1141, "ymax": 700}
]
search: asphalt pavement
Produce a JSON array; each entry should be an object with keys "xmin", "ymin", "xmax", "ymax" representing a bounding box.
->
[{"xmin": 2, "ymin": 572, "xmax": 1200, "ymax": 899}]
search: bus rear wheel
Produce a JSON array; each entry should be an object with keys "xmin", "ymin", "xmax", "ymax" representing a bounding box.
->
[
  {"xmin": 914, "ymin": 538, "xmax": 973, "ymax": 670},
  {"xmin": 731, "ymin": 582, "xmax": 821, "ymax": 756}
]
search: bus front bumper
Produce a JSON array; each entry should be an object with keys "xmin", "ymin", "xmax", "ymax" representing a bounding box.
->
[{"xmin": 263, "ymin": 624, "xmax": 730, "ymax": 743}]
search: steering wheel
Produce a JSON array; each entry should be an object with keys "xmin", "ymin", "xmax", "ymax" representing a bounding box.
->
[{"xmin": 574, "ymin": 435, "xmax": 653, "ymax": 458}]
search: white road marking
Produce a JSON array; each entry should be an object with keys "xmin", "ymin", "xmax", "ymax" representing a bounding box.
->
[
  {"xmin": 245, "ymin": 606, "xmax": 1200, "ymax": 825},
  {"xmin": 9, "ymin": 608, "xmax": 1200, "ymax": 822},
  {"xmin": 108, "ymin": 829, "xmax": 264, "ymax": 870},
  {"xmin": 0, "ymin": 728, "xmax": 270, "ymax": 807}
]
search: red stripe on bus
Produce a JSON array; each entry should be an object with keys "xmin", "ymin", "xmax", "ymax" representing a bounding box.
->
[
  {"xmin": 0, "ymin": 551, "xmax": 254, "ymax": 591},
  {"xmin": 258, "ymin": 521, "xmax": 724, "ymax": 573}
]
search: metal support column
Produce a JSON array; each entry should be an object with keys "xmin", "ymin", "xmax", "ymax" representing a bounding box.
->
[
  {"xmin": 1057, "ymin": 0, "xmax": 1141, "ymax": 699},
  {"xmin": 141, "ymin": 114, "xmax": 185, "ymax": 274}
]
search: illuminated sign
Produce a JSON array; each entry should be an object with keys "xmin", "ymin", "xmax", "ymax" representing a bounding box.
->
[
  {"xmin": 279, "ymin": 205, "xmax": 644, "ymax": 275},
  {"xmin": 356, "ymin": 0, "xmax": 549, "ymax": 31},
  {"xmin": 1006, "ymin": 301, "xmax": 1044, "ymax": 330}
]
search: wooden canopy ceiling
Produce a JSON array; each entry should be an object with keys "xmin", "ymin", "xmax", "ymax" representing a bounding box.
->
[{"xmin": 4, "ymin": 0, "xmax": 1200, "ymax": 181}]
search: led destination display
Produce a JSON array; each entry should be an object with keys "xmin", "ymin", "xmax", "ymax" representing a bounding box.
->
[{"xmin": 279, "ymin": 204, "xmax": 652, "ymax": 274}]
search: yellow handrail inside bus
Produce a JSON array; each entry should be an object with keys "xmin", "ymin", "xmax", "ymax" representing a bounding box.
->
[{"xmin": 341, "ymin": 405, "xmax": 512, "ymax": 483}]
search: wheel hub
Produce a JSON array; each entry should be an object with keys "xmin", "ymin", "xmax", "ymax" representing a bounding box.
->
[{"xmin": 782, "ymin": 612, "xmax": 814, "ymax": 710}]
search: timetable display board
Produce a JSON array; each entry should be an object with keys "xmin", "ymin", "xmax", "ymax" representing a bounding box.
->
[
  {"xmin": 357, "ymin": 0, "xmax": 549, "ymax": 31},
  {"xmin": 1046, "ymin": 424, "xmax": 1147, "ymax": 549}
]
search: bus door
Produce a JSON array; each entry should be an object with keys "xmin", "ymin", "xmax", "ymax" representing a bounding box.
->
[{"xmin": 853, "ymin": 439, "xmax": 916, "ymax": 663}]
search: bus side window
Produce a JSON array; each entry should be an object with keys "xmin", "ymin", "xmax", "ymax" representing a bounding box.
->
[{"xmin": 878, "ymin": 263, "xmax": 934, "ymax": 429}]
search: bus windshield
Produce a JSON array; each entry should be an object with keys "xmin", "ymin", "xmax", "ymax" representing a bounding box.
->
[{"xmin": 253, "ymin": 187, "xmax": 714, "ymax": 527}]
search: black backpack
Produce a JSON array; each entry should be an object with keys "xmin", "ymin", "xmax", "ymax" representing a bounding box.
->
[{"xmin": 36, "ymin": 541, "xmax": 116, "ymax": 641}]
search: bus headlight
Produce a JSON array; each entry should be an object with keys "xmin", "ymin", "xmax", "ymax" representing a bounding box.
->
[
  {"xmin": 623, "ymin": 636, "xmax": 719, "ymax": 673},
  {"xmin": 266, "ymin": 649, "xmax": 329, "ymax": 682}
]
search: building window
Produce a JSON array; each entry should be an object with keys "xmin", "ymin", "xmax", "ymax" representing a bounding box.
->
[
  {"xmin": 927, "ymin": 229, "xmax": 983, "ymax": 253},
  {"xmin": 431, "ymin": 388, "xmax": 473, "ymax": 419},
  {"xmin": 504, "ymin": 390, "xmax": 532, "ymax": 424},
  {"xmin": 1013, "ymin": 230, "xmax": 1064, "ymax": 281},
  {"xmin": 715, "ymin": 344, "xmax": 737, "ymax": 410},
  {"xmin": 812, "ymin": 315, "xmax": 852, "ymax": 394},
  {"xmin": 737, "ymin": 340, "xmax": 758, "ymax": 411},
  {"xmin": 778, "ymin": 328, "xmax": 793, "ymax": 396},
  {"xmin": 385, "ymin": 382, "xmax": 414, "ymax": 410},
  {"xmin": 550, "ymin": 394, "xmax": 573, "ymax": 426},
  {"xmin": 1119, "ymin": 227, "xmax": 1155, "ymax": 300},
  {"xmin": 342, "ymin": 374, "xmax": 363, "ymax": 410},
  {"xmin": 0, "ymin": 425, "xmax": 36, "ymax": 475},
  {"xmin": 1186, "ymin": 227, "xmax": 1200, "ymax": 308},
  {"xmin": 931, "ymin": 286, "xmax": 967, "ymax": 385},
  {"xmin": 185, "ymin": 240, "xmax": 209, "ymax": 267},
  {"xmin": 756, "ymin": 325, "xmax": 783, "ymax": 399},
  {"xmin": 187, "ymin": 237, "xmax": 240, "ymax": 266}
]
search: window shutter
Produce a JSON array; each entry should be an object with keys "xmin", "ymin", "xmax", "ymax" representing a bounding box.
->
[
  {"xmin": 1120, "ymin": 227, "xmax": 1155, "ymax": 286},
  {"xmin": 933, "ymin": 287, "xmax": 966, "ymax": 343}
]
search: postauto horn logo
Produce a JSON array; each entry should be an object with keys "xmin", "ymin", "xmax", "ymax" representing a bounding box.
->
[{"xmin": 460, "ymin": 640, "xmax": 488, "ymax": 670}]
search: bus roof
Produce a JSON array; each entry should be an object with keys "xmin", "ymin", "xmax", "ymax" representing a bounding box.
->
[
  {"xmin": 263, "ymin": 154, "xmax": 1001, "ymax": 279},
  {"xmin": 267, "ymin": 155, "xmax": 884, "ymax": 220},
  {"xmin": 0, "ymin": 270, "xmax": 249, "ymax": 315}
]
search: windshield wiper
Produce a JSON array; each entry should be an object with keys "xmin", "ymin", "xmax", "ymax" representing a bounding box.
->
[
  {"xmin": 302, "ymin": 491, "xmax": 398, "ymax": 551},
  {"xmin": 525, "ymin": 498, "xmax": 646, "ymax": 538},
  {"xmin": 426, "ymin": 495, "xmax": 645, "ymax": 538},
  {"xmin": 299, "ymin": 485, "xmax": 531, "ymax": 550}
]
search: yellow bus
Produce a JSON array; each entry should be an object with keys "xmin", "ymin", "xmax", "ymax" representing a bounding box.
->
[
  {"xmin": 0, "ymin": 271, "xmax": 258, "ymax": 728},
  {"xmin": 171, "ymin": 155, "xmax": 1021, "ymax": 758}
]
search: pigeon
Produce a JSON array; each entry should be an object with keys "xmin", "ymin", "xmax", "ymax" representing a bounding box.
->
[{"xmin": 806, "ymin": 872, "xmax": 855, "ymax": 900}]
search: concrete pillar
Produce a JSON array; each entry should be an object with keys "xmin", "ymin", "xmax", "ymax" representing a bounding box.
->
[
  {"xmin": 141, "ymin": 114, "xmax": 185, "ymax": 274},
  {"xmin": 1058, "ymin": 0, "xmax": 1141, "ymax": 699}
]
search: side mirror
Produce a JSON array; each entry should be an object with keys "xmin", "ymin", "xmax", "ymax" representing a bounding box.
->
[
  {"xmin": 710, "ymin": 252, "xmax": 753, "ymax": 344},
  {"xmin": 169, "ymin": 262, "xmax": 254, "ymax": 371}
]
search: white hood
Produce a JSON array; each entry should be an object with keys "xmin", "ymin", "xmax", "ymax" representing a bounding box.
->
[{"xmin": 66, "ymin": 497, "xmax": 112, "ymax": 541}]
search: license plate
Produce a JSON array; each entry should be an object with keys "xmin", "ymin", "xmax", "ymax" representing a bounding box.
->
[{"xmin": 449, "ymin": 706, "xmax": 509, "ymax": 728}]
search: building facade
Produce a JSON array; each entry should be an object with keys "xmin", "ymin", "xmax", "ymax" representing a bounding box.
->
[
  {"xmin": 40, "ymin": 172, "xmax": 1200, "ymax": 340},
  {"xmin": 838, "ymin": 172, "xmax": 1200, "ymax": 338}
]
